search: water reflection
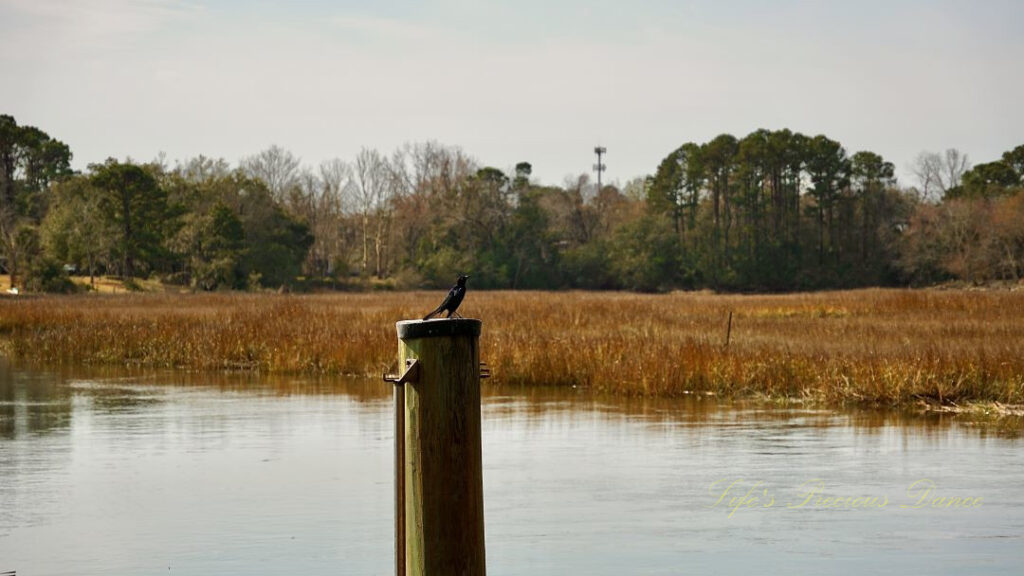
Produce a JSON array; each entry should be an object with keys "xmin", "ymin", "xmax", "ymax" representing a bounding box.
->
[
  {"xmin": 0, "ymin": 361, "xmax": 1022, "ymax": 576},
  {"xmin": 486, "ymin": 384, "xmax": 1023, "ymax": 439},
  {"xmin": 18, "ymin": 360, "xmax": 393, "ymax": 401},
  {"xmin": 0, "ymin": 361, "xmax": 74, "ymax": 439}
]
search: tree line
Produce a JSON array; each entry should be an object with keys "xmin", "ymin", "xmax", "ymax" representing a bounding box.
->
[{"xmin": 1, "ymin": 113, "xmax": 1022, "ymax": 293}]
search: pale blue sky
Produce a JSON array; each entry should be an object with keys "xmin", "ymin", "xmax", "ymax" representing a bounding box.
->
[{"xmin": 2, "ymin": 0, "xmax": 1022, "ymax": 186}]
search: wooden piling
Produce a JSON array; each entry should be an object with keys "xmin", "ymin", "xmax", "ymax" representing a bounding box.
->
[
  {"xmin": 396, "ymin": 318, "xmax": 486, "ymax": 576},
  {"xmin": 394, "ymin": 378, "xmax": 406, "ymax": 575}
]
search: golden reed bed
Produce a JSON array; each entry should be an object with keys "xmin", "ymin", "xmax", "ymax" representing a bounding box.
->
[{"xmin": 0, "ymin": 289, "xmax": 1021, "ymax": 407}]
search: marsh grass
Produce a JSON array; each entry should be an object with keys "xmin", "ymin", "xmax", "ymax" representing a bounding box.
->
[{"xmin": 0, "ymin": 289, "xmax": 1021, "ymax": 406}]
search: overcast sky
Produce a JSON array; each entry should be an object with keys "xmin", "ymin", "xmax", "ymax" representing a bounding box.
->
[{"xmin": 2, "ymin": 0, "xmax": 1022, "ymax": 187}]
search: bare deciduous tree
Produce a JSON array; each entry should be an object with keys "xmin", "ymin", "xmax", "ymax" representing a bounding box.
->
[
  {"xmin": 317, "ymin": 158, "xmax": 352, "ymax": 276},
  {"xmin": 241, "ymin": 145, "xmax": 301, "ymax": 203},
  {"xmin": 911, "ymin": 148, "xmax": 970, "ymax": 201},
  {"xmin": 392, "ymin": 141, "xmax": 475, "ymax": 198},
  {"xmin": 354, "ymin": 148, "xmax": 392, "ymax": 277},
  {"xmin": 175, "ymin": 155, "xmax": 232, "ymax": 184}
]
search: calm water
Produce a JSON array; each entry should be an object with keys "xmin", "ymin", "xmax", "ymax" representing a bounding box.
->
[{"xmin": 1, "ymin": 361, "xmax": 1022, "ymax": 575}]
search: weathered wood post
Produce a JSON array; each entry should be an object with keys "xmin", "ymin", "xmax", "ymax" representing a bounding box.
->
[{"xmin": 389, "ymin": 318, "xmax": 486, "ymax": 576}]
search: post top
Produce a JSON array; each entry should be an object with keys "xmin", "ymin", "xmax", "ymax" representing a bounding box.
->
[{"xmin": 397, "ymin": 318, "xmax": 482, "ymax": 340}]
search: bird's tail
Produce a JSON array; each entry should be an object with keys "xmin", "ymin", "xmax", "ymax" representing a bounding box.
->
[{"xmin": 423, "ymin": 307, "xmax": 442, "ymax": 321}]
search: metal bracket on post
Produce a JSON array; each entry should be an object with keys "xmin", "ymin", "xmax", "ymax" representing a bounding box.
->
[
  {"xmin": 384, "ymin": 358, "xmax": 420, "ymax": 385},
  {"xmin": 389, "ymin": 359, "xmax": 488, "ymax": 382}
]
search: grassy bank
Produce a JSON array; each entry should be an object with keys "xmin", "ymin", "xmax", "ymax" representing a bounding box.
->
[{"xmin": 0, "ymin": 289, "xmax": 1021, "ymax": 407}]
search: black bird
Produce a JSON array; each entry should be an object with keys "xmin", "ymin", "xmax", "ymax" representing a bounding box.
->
[{"xmin": 423, "ymin": 275, "xmax": 469, "ymax": 320}]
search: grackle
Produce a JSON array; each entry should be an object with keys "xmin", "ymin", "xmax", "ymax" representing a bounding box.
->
[{"xmin": 423, "ymin": 275, "xmax": 469, "ymax": 320}]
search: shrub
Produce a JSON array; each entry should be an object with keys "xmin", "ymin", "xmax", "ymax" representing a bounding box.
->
[{"xmin": 23, "ymin": 259, "xmax": 78, "ymax": 294}]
